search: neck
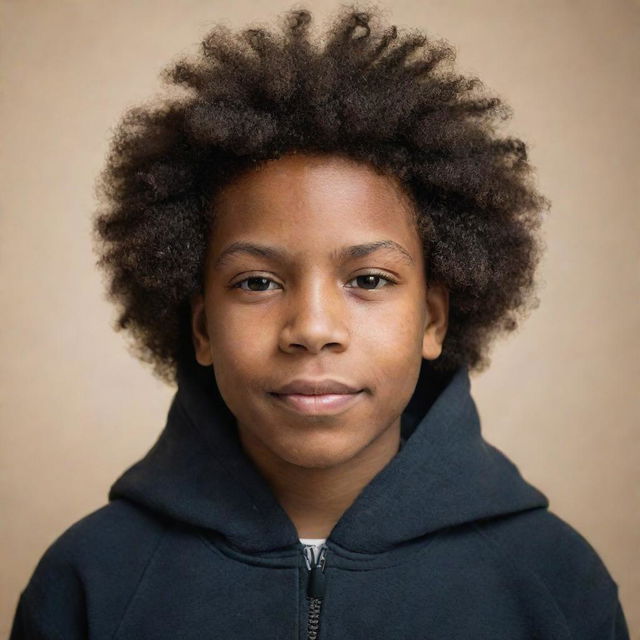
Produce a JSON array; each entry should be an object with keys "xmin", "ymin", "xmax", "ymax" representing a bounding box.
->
[{"xmin": 236, "ymin": 418, "xmax": 402, "ymax": 539}]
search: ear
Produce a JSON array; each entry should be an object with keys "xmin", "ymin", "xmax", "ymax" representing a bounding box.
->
[
  {"xmin": 422, "ymin": 282, "xmax": 449, "ymax": 361},
  {"xmin": 190, "ymin": 291, "xmax": 214, "ymax": 366}
]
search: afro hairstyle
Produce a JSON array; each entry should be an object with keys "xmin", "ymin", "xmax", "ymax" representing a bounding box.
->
[{"xmin": 92, "ymin": 3, "xmax": 550, "ymax": 387}]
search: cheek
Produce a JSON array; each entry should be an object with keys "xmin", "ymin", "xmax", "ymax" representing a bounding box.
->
[
  {"xmin": 206, "ymin": 304, "xmax": 271, "ymax": 384},
  {"xmin": 354, "ymin": 304, "xmax": 425, "ymax": 393},
  {"xmin": 355, "ymin": 299, "xmax": 425, "ymax": 353}
]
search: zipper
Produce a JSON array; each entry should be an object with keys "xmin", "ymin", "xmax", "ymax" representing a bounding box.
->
[{"xmin": 302, "ymin": 544, "xmax": 328, "ymax": 640}]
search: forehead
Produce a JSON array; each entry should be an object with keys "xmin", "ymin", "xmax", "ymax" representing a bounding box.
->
[{"xmin": 209, "ymin": 153, "xmax": 419, "ymax": 248}]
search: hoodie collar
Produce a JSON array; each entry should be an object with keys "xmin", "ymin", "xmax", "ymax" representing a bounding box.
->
[{"xmin": 109, "ymin": 355, "xmax": 548, "ymax": 555}]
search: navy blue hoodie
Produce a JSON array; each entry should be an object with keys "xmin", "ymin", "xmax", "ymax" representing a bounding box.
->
[{"xmin": 10, "ymin": 355, "xmax": 630, "ymax": 639}]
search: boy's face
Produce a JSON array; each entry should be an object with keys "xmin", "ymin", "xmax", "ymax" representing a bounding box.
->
[{"xmin": 191, "ymin": 153, "xmax": 448, "ymax": 470}]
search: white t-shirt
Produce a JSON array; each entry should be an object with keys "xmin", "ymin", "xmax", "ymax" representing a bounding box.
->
[
  {"xmin": 300, "ymin": 537, "xmax": 327, "ymax": 569},
  {"xmin": 300, "ymin": 537, "xmax": 327, "ymax": 547}
]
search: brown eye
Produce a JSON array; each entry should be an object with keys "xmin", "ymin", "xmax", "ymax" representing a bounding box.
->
[
  {"xmin": 347, "ymin": 273, "xmax": 397, "ymax": 290},
  {"xmin": 233, "ymin": 276, "xmax": 281, "ymax": 292}
]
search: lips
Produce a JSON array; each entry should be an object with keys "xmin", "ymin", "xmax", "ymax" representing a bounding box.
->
[
  {"xmin": 271, "ymin": 379, "xmax": 363, "ymax": 395},
  {"xmin": 269, "ymin": 378, "xmax": 365, "ymax": 416},
  {"xmin": 270, "ymin": 390, "xmax": 364, "ymax": 416}
]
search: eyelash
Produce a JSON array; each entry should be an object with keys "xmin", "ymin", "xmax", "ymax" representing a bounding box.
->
[{"xmin": 230, "ymin": 271, "xmax": 399, "ymax": 292}]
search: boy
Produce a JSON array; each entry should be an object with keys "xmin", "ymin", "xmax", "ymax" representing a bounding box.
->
[{"xmin": 10, "ymin": 4, "xmax": 630, "ymax": 638}]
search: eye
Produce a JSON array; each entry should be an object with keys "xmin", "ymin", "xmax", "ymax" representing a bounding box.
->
[
  {"xmin": 231, "ymin": 276, "xmax": 281, "ymax": 292},
  {"xmin": 230, "ymin": 271, "xmax": 398, "ymax": 293},
  {"xmin": 346, "ymin": 272, "xmax": 398, "ymax": 290}
]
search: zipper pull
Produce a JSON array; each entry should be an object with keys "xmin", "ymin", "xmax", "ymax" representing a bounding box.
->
[{"xmin": 304, "ymin": 545, "xmax": 328, "ymax": 599}]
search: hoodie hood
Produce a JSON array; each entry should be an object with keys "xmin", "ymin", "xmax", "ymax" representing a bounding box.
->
[{"xmin": 108, "ymin": 355, "xmax": 549, "ymax": 555}]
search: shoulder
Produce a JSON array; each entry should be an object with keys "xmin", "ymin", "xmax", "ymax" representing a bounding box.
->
[
  {"xmin": 27, "ymin": 498, "xmax": 169, "ymax": 588},
  {"xmin": 472, "ymin": 508, "xmax": 628, "ymax": 639},
  {"xmin": 11, "ymin": 499, "xmax": 169, "ymax": 640}
]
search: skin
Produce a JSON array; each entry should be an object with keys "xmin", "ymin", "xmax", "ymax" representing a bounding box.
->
[{"xmin": 191, "ymin": 152, "xmax": 449, "ymax": 538}]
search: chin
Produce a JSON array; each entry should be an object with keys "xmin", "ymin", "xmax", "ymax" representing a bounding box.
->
[{"xmin": 274, "ymin": 433, "xmax": 363, "ymax": 470}]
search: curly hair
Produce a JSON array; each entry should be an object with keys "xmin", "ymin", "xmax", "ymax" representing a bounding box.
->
[{"xmin": 92, "ymin": 2, "xmax": 549, "ymax": 387}]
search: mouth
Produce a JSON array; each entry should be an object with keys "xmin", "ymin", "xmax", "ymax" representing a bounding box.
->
[{"xmin": 268, "ymin": 391, "xmax": 364, "ymax": 416}]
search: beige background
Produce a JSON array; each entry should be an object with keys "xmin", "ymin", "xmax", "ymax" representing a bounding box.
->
[{"xmin": 1, "ymin": 0, "xmax": 638, "ymax": 636}]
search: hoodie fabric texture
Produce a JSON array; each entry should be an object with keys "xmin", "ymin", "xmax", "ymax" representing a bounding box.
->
[{"xmin": 10, "ymin": 355, "xmax": 630, "ymax": 639}]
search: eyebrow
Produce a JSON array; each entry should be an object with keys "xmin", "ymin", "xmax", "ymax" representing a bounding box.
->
[{"xmin": 213, "ymin": 239, "xmax": 415, "ymax": 269}]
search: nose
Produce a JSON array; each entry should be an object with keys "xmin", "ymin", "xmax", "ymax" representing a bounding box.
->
[{"xmin": 278, "ymin": 275, "xmax": 349, "ymax": 355}]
